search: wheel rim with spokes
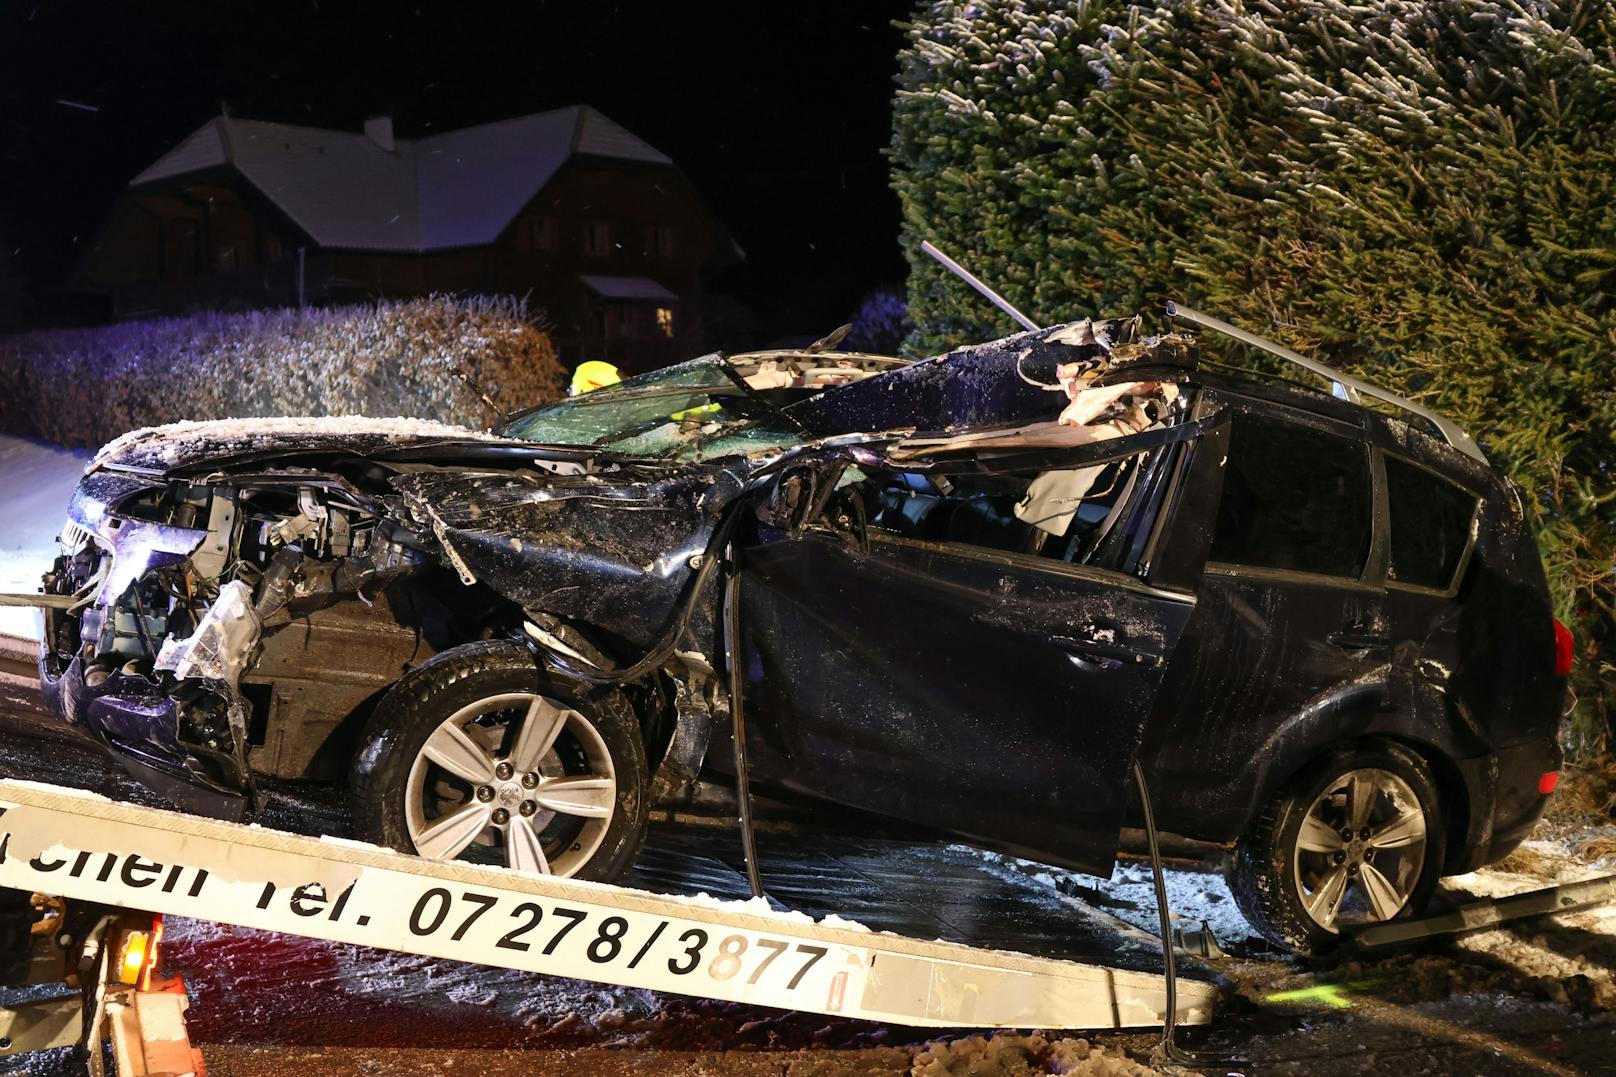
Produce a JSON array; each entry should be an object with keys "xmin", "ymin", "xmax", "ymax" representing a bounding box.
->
[
  {"xmin": 1293, "ymin": 767, "xmax": 1427, "ymax": 933},
  {"xmin": 404, "ymin": 692, "xmax": 616, "ymax": 877}
]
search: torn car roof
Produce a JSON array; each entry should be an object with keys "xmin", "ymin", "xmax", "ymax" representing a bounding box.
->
[{"xmin": 786, "ymin": 321, "xmax": 1198, "ymax": 438}]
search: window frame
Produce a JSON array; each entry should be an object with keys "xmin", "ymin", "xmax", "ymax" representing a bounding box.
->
[
  {"xmin": 1379, "ymin": 449, "xmax": 1483, "ymax": 599},
  {"xmin": 583, "ymin": 220, "xmax": 612, "ymax": 257},
  {"xmin": 1201, "ymin": 400, "xmax": 1384, "ymax": 591},
  {"xmin": 863, "ymin": 527, "xmax": 1200, "ymax": 605},
  {"xmin": 810, "ymin": 438, "xmax": 1200, "ymax": 603}
]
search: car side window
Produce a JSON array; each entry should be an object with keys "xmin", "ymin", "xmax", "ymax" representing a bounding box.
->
[
  {"xmin": 1209, "ymin": 415, "xmax": 1372, "ymax": 579},
  {"xmin": 1384, "ymin": 456, "xmax": 1478, "ymax": 590},
  {"xmin": 854, "ymin": 455, "xmax": 1146, "ymax": 564}
]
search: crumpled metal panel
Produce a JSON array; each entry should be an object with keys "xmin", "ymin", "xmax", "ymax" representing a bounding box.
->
[
  {"xmin": 65, "ymin": 473, "xmax": 207, "ymax": 605},
  {"xmin": 789, "ymin": 322, "xmax": 1196, "ymax": 439},
  {"xmin": 391, "ymin": 463, "xmax": 746, "ymax": 648}
]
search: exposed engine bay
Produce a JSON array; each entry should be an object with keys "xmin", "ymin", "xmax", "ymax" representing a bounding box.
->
[{"xmin": 41, "ymin": 468, "xmax": 449, "ymax": 814}]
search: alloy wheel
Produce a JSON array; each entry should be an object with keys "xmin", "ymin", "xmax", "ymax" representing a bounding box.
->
[
  {"xmin": 1293, "ymin": 767, "xmax": 1428, "ymax": 932},
  {"xmin": 404, "ymin": 691, "xmax": 616, "ymax": 877}
]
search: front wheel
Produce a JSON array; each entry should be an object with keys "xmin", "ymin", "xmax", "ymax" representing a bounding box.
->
[
  {"xmin": 1227, "ymin": 741, "xmax": 1444, "ymax": 954},
  {"xmin": 351, "ymin": 641, "xmax": 649, "ymax": 881}
]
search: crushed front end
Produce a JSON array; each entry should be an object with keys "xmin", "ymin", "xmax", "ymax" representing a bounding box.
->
[{"xmin": 39, "ymin": 467, "xmax": 427, "ymax": 819}]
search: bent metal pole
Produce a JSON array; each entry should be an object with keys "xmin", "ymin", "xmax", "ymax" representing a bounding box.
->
[{"xmin": 920, "ymin": 241, "xmax": 1040, "ymax": 332}]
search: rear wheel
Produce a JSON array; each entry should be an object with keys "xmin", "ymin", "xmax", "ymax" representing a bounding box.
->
[
  {"xmin": 1227, "ymin": 741, "xmax": 1444, "ymax": 954},
  {"xmin": 351, "ymin": 641, "xmax": 649, "ymax": 881}
]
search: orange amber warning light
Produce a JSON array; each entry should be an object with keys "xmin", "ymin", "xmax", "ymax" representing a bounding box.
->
[{"xmin": 116, "ymin": 916, "xmax": 163, "ymax": 990}]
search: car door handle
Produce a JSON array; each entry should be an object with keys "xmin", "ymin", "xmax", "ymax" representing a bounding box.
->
[
  {"xmin": 1327, "ymin": 630, "xmax": 1392, "ymax": 652},
  {"xmin": 1054, "ymin": 635, "xmax": 1165, "ymax": 669}
]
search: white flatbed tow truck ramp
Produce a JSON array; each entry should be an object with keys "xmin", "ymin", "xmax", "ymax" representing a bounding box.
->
[{"xmin": 0, "ymin": 777, "xmax": 1218, "ymax": 1072}]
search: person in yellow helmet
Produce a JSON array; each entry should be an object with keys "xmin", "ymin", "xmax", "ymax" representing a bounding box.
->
[{"xmin": 570, "ymin": 360, "xmax": 621, "ymax": 396}]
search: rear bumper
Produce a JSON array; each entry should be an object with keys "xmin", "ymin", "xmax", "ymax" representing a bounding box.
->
[{"xmin": 1449, "ymin": 733, "xmax": 1563, "ymax": 875}]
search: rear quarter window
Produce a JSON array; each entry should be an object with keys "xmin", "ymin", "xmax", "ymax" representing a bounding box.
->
[
  {"xmin": 1209, "ymin": 416, "xmax": 1373, "ymax": 579},
  {"xmin": 1385, "ymin": 456, "xmax": 1479, "ymax": 590}
]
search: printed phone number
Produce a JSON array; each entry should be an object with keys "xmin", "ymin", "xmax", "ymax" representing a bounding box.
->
[{"xmin": 405, "ymin": 886, "xmax": 829, "ymax": 989}]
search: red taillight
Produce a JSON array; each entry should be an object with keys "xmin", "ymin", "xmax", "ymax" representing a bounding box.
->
[
  {"xmin": 1553, "ymin": 618, "xmax": 1575, "ymax": 677},
  {"xmin": 1539, "ymin": 771, "xmax": 1559, "ymax": 796}
]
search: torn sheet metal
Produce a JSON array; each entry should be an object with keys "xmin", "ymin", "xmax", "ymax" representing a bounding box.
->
[
  {"xmin": 787, "ymin": 321, "xmax": 1195, "ymax": 439},
  {"xmin": 391, "ymin": 464, "xmax": 745, "ymax": 647}
]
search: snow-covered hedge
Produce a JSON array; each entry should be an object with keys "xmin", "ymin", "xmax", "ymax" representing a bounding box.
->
[{"xmin": 0, "ymin": 295, "xmax": 566, "ymax": 450}]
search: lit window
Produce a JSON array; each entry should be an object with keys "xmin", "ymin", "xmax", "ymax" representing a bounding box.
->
[{"xmin": 656, "ymin": 307, "xmax": 674, "ymax": 337}]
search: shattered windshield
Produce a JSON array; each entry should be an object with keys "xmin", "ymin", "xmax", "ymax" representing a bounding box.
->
[{"xmin": 499, "ymin": 356, "xmax": 802, "ymax": 461}]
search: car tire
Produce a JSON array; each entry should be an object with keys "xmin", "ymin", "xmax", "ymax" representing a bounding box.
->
[
  {"xmin": 350, "ymin": 640, "xmax": 649, "ymax": 882},
  {"xmin": 1226, "ymin": 740, "xmax": 1444, "ymax": 955}
]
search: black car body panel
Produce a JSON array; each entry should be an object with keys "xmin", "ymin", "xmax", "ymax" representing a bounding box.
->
[{"xmin": 36, "ymin": 328, "xmax": 1565, "ymax": 881}]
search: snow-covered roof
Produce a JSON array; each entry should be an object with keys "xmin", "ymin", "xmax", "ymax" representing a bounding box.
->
[
  {"xmin": 579, "ymin": 274, "xmax": 679, "ymax": 302},
  {"xmin": 131, "ymin": 106, "xmax": 674, "ymax": 253}
]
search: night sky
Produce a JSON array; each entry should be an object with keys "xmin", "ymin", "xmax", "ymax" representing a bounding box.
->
[{"xmin": 0, "ymin": 1, "xmax": 914, "ymax": 338}]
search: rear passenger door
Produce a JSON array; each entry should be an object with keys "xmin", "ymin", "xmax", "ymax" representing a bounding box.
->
[{"xmin": 1141, "ymin": 399, "xmax": 1392, "ymax": 839}]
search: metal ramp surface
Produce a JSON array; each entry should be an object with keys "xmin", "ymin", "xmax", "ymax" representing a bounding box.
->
[{"xmin": 630, "ymin": 823, "xmax": 1197, "ymax": 977}]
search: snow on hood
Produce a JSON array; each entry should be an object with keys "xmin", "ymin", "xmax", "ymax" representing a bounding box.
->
[{"xmin": 91, "ymin": 415, "xmax": 511, "ymax": 473}]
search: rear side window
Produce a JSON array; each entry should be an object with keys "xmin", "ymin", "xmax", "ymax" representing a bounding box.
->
[
  {"xmin": 1210, "ymin": 417, "xmax": 1372, "ymax": 579},
  {"xmin": 1385, "ymin": 456, "xmax": 1478, "ymax": 590}
]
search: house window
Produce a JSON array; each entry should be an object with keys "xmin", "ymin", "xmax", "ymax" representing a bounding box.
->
[
  {"xmin": 584, "ymin": 220, "xmax": 612, "ymax": 256},
  {"xmin": 527, "ymin": 216, "xmax": 558, "ymax": 253},
  {"xmin": 655, "ymin": 306, "xmax": 675, "ymax": 338},
  {"xmin": 645, "ymin": 225, "xmax": 677, "ymax": 258}
]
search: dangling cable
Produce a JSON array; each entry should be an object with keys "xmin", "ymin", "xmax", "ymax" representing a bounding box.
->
[
  {"xmin": 1134, "ymin": 760, "xmax": 1194, "ymax": 1066},
  {"xmin": 722, "ymin": 549, "xmax": 764, "ymax": 900}
]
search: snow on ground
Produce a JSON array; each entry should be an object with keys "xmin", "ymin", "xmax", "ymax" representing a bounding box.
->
[
  {"xmin": 0, "ymin": 435, "xmax": 90, "ymax": 640},
  {"xmin": 960, "ymin": 845, "xmax": 1260, "ymax": 952}
]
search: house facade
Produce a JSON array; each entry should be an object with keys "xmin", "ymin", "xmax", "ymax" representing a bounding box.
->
[{"xmin": 74, "ymin": 108, "xmax": 739, "ymax": 372}]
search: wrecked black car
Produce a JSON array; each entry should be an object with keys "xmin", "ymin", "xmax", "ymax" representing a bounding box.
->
[{"xmin": 38, "ymin": 316, "xmax": 1568, "ymax": 952}]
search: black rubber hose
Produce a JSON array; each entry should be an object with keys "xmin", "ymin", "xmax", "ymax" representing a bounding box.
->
[
  {"xmin": 128, "ymin": 584, "xmax": 159, "ymax": 662},
  {"xmin": 1134, "ymin": 760, "xmax": 1190, "ymax": 1065},
  {"xmin": 723, "ymin": 557, "xmax": 765, "ymax": 898}
]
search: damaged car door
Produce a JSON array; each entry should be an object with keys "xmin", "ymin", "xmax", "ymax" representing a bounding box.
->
[{"xmin": 735, "ymin": 438, "xmax": 1200, "ymax": 875}]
